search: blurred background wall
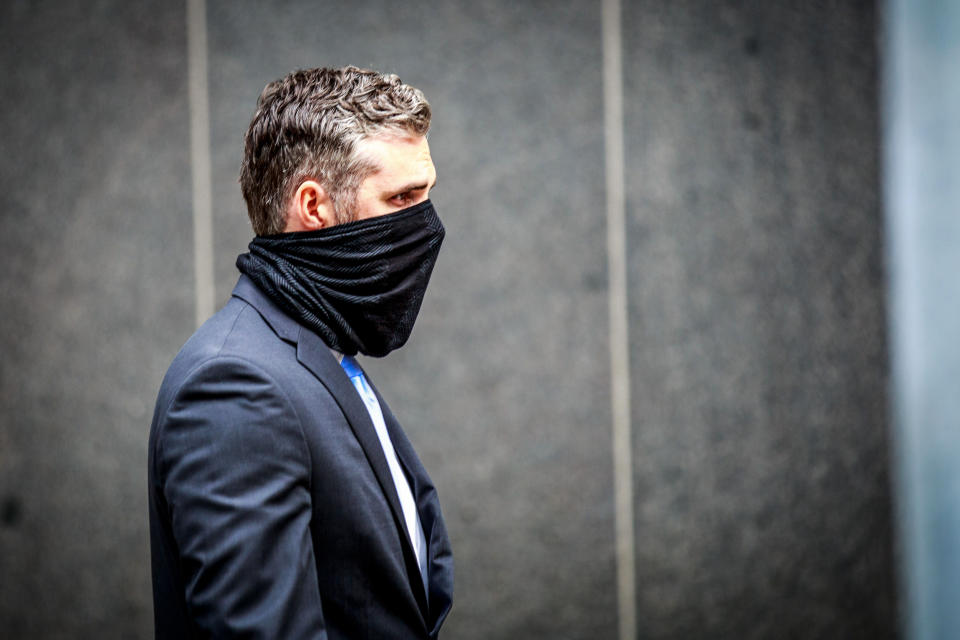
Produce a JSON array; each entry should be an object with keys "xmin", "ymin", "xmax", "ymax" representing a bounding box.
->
[{"xmin": 0, "ymin": 1, "xmax": 896, "ymax": 638}]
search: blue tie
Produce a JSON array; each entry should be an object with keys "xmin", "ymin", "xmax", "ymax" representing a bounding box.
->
[{"xmin": 340, "ymin": 354, "xmax": 365, "ymax": 381}]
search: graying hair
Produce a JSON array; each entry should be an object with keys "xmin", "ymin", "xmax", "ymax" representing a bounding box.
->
[{"xmin": 239, "ymin": 66, "xmax": 432, "ymax": 235}]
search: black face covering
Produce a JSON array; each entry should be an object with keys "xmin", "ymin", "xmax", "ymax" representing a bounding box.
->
[{"xmin": 236, "ymin": 200, "xmax": 444, "ymax": 357}]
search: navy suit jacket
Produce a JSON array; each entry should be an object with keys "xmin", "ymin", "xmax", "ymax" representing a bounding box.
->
[{"xmin": 148, "ymin": 275, "xmax": 453, "ymax": 639}]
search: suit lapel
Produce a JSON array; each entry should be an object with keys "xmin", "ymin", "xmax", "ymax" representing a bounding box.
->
[
  {"xmin": 295, "ymin": 329, "xmax": 430, "ymax": 620},
  {"xmin": 374, "ymin": 386, "xmax": 455, "ymax": 635}
]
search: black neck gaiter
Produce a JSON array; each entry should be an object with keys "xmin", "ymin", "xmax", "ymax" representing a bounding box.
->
[{"xmin": 236, "ymin": 200, "xmax": 444, "ymax": 357}]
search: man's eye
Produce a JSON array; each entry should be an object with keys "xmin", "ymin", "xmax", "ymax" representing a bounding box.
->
[{"xmin": 391, "ymin": 192, "xmax": 412, "ymax": 205}]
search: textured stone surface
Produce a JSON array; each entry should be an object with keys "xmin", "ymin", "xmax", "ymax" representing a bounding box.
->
[
  {"xmin": 0, "ymin": 1, "xmax": 896, "ymax": 638},
  {"xmin": 623, "ymin": 2, "xmax": 896, "ymax": 638},
  {"xmin": 0, "ymin": 1, "xmax": 191, "ymax": 638}
]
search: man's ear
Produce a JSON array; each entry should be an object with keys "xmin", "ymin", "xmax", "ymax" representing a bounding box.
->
[{"xmin": 285, "ymin": 180, "xmax": 337, "ymax": 232}]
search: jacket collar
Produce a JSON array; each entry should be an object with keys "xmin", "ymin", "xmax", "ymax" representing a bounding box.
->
[{"xmin": 231, "ymin": 274, "xmax": 300, "ymax": 343}]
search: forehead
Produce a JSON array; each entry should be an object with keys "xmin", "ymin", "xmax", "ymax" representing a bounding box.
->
[{"xmin": 355, "ymin": 133, "xmax": 435, "ymax": 185}]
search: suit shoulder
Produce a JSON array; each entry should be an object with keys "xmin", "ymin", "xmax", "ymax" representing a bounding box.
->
[
  {"xmin": 148, "ymin": 341, "xmax": 312, "ymax": 482},
  {"xmin": 153, "ymin": 300, "xmax": 288, "ymax": 417},
  {"xmin": 163, "ymin": 297, "xmax": 290, "ymax": 375}
]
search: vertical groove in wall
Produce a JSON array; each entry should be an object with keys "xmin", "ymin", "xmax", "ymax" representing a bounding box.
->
[
  {"xmin": 602, "ymin": 0, "xmax": 636, "ymax": 638},
  {"xmin": 187, "ymin": 0, "xmax": 214, "ymax": 326}
]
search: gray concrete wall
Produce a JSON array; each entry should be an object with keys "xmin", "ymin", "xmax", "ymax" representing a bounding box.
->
[
  {"xmin": 0, "ymin": 2, "xmax": 191, "ymax": 638},
  {"xmin": 624, "ymin": 2, "xmax": 894, "ymax": 638},
  {"xmin": 0, "ymin": 1, "xmax": 894, "ymax": 638}
]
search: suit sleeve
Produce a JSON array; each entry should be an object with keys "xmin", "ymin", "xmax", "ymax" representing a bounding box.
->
[{"xmin": 154, "ymin": 356, "xmax": 326, "ymax": 639}]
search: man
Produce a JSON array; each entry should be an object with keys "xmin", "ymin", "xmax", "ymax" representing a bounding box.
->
[{"xmin": 148, "ymin": 66, "xmax": 453, "ymax": 639}]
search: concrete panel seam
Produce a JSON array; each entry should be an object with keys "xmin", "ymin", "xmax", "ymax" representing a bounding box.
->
[
  {"xmin": 602, "ymin": 0, "xmax": 636, "ymax": 638},
  {"xmin": 187, "ymin": 0, "xmax": 215, "ymax": 326}
]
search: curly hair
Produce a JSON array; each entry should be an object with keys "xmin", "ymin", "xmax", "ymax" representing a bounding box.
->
[{"xmin": 239, "ymin": 66, "xmax": 432, "ymax": 235}]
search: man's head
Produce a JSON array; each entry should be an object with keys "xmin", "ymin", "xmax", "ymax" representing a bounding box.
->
[{"xmin": 240, "ymin": 66, "xmax": 433, "ymax": 235}]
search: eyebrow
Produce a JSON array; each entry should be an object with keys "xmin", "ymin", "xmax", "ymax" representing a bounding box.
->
[{"xmin": 387, "ymin": 176, "xmax": 438, "ymax": 196}]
